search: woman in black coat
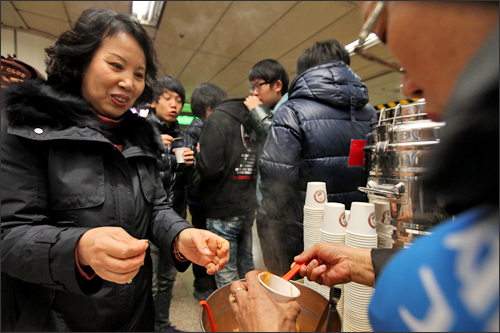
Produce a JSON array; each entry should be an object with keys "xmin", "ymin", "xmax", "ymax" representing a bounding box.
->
[{"xmin": 1, "ymin": 8, "xmax": 228, "ymax": 332}]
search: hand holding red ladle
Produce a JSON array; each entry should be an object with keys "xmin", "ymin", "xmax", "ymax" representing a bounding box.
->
[{"xmin": 282, "ymin": 262, "xmax": 307, "ymax": 281}]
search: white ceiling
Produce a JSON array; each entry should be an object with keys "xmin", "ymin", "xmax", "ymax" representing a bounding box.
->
[{"xmin": 1, "ymin": 1, "xmax": 409, "ymax": 108}]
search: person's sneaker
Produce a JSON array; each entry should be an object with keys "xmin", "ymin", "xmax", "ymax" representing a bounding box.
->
[
  {"xmin": 193, "ymin": 288, "xmax": 214, "ymax": 301},
  {"xmin": 164, "ymin": 324, "xmax": 184, "ymax": 332}
]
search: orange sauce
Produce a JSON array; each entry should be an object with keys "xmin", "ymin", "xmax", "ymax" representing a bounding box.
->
[{"xmin": 261, "ymin": 271, "xmax": 272, "ymax": 286}]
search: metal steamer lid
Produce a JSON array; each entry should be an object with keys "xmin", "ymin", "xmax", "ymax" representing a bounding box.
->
[{"xmin": 368, "ymin": 100, "xmax": 446, "ymax": 155}]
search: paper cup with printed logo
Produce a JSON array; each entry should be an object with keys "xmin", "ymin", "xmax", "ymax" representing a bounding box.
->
[
  {"xmin": 174, "ymin": 147, "xmax": 186, "ymax": 163},
  {"xmin": 305, "ymin": 182, "xmax": 327, "ymax": 209},
  {"xmin": 321, "ymin": 202, "xmax": 346, "ymax": 234},
  {"xmin": 374, "ymin": 201, "xmax": 391, "ymax": 224},
  {"xmin": 346, "ymin": 202, "xmax": 376, "ymax": 236}
]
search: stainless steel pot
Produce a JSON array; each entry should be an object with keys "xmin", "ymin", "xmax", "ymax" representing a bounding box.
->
[
  {"xmin": 200, "ymin": 281, "xmax": 340, "ymax": 332},
  {"xmin": 359, "ymin": 101, "xmax": 448, "ymax": 248}
]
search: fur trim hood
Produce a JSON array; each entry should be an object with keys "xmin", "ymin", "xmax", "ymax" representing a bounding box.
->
[{"xmin": 3, "ymin": 80, "xmax": 164, "ymax": 155}]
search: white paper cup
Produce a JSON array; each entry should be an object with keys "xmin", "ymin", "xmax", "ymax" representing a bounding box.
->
[
  {"xmin": 376, "ymin": 222, "xmax": 394, "ymax": 237},
  {"xmin": 304, "ymin": 206, "xmax": 324, "ymax": 212},
  {"xmin": 346, "ymin": 202, "xmax": 376, "ymax": 236},
  {"xmin": 345, "ymin": 230, "xmax": 377, "ymax": 240},
  {"xmin": 345, "ymin": 210, "xmax": 350, "ymax": 223},
  {"xmin": 258, "ymin": 272, "xmax": 301, "ymax": 303},
  {"xmin": 321, "ymin": 202, "xmax": 346, "ymax": 234},
  {"xmin": 174, "ymin": 147, "xmax": 186, "ymax": 163},
  {"xmin": 374, "ymin": 201, "xmax": 391, "ymax": 224},
  {"xmin": 305, "ymin": 182, "xmax": 327, "ymax": 208}
]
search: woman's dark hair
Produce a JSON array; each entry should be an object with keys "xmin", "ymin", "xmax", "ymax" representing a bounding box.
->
[
  {"xmin": 45, "ymin": 8, "xmax": 159, "ymax": 100},
  {"xmin": 296, "ymin": 39, "xmax": 350, "ymax": 75},
  {"xmin": 249, "ymin": 59, "xmax": 289, "ymax": 95},
  {"xmin": 191, "ymin": 82, "xmax": 228, "ymax": 119},
  {"xmin": 151, "ymin": 75, "xmax": 186, "ymax": 107}
]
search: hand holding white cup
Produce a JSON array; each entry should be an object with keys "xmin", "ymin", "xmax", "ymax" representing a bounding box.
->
[{"xmin": 174, "ymin": 147, "xmax": 186, "ymax": 163}]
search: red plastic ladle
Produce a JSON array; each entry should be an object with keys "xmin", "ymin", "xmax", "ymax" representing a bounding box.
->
[{"xmin": 282, "ymin": 262, "xmax": 306, "ymax": 281}]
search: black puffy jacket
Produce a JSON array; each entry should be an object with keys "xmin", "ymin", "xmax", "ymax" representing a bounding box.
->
[
  {"xmin": 149, "ymin": 112, "xmax": 192, "ymax": 218},
  {"xmin": 259, "ymin": 61, "xmax": 377, "ymax": 264},
  {"xmin": 1, "ymin": 81, "xmax": 192, "ymax": 331}
]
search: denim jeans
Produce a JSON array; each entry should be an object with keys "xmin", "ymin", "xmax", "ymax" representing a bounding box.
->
[
  {"xmin": 207, "ymin": 215, "xmax": 255, "ymax": 288},
  {"xmin": 150, "ymin": 242, "xmax": 177, "ymax": 332},
  {"xmin": 189, "ymin": 203, "xmax": 217, "ymax": 292}
]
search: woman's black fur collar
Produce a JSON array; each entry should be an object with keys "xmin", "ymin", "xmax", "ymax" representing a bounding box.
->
[{"xmin": 3, "ymin": 80, "xmax": 164, "ymax": 154}]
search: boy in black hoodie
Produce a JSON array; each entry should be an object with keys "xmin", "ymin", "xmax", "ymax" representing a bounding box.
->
[
  {"xmin": 196, "ymin": 98, "xmax": 258, "ymax": 288},
  {"xmin": 186, "ymin": 82, "xmax": 228, "ymax": 300}
]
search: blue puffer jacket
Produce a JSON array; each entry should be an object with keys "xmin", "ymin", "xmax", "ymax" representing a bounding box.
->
[{"xmin": 259, "ymin": 60, "xmax": 377, "ymax": 265}]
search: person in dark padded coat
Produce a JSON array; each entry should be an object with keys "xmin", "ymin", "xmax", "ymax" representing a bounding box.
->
[
  {"xmin": 259, "ymin": 39, "xmax": 377, "ymax": 276},
  {"xmin": 0, "ymin": 8, "xmax": 229, "ymax": 332}
]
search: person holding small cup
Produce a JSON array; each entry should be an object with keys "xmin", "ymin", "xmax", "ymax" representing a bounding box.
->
[{"xmin": 147, "ymin": 75, "xmax": 198, "ymax": 331}]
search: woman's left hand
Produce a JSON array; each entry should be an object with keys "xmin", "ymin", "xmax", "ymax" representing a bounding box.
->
[
  {"xmin": 176, "ymin": 228, "xmax": 230, "ymax": 274},
  {"xmin": 182, "ymin": 147, "xmax": 195, "ymax": 166}
]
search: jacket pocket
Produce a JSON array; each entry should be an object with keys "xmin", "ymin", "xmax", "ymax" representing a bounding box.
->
[
  {"xmin": 47, "ymin": 146, "xmax": 105, "ymax": 210},
  {"xmin": 136, "ymin": 159, "xmax": 157, "ymax": 203}
]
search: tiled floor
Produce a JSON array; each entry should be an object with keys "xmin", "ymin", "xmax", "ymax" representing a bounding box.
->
[{"xmin": 168, "ymin": 213, "xmax": 267, "ymax": 332}]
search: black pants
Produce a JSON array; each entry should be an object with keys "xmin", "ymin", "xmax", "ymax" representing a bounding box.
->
[{"xmin": 189, "ymin": 204, "xmax": 217, "ymax": 291}]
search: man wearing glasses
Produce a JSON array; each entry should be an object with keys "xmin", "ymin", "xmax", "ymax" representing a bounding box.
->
[
  {"xmin": 243, "ymin": 59, "xmax": 290, "ymax": 276},
  {"xmin": 227, "ymin": 2, "xmax": 498, "ymax": 332},
  {"xmin": 244, "ymin": 59, "xmax": 289, "ymax": 142}
]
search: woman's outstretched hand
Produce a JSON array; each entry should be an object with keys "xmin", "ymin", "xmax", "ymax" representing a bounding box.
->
[{"xmin": 176, "ymin": 228, "xmax": 230, "ymax": 275}]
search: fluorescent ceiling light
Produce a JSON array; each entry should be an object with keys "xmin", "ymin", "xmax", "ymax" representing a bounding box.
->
[
  {"xmin": 345, "ymin": 33, "xmax": 381, "ymax": 56},
  {"xmin": 132, "ymin": 1, "xmax": 164, "ymax": 27}
]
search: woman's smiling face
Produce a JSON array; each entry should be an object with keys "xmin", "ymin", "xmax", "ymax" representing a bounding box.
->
[{"xmin": 81, "ymin": 31, "xmax": 146, "ymax": 118}]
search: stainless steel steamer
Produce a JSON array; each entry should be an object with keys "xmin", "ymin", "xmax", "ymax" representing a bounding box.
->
[{"xmin": 358, "ymin": 101, "xmax": 448, "ymax": 248}]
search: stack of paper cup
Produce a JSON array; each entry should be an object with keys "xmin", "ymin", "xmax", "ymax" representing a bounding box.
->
[
  {"xmin": 303, "ymin": 182, "xmax": 327, "ymax": 250},
  {"xmin": 343, "ymin": 282, "xmax": 374, "ymax": 332},
  {"xmin": 373, "ymin": 201, "xmax": 394, "ymax": 249},
  {"xmin": 345, "ymin": 202, "xmax": 377, "ymax": 250},
  {"xmin": 303, "ymin": 205, "xmax": 323, "ymax": 250},
  {"xmin": 303, "ymin": 182, "xmax": 327, "ymax": 292},
  {"xmin": 319, "ymin": 202, "xmax": 347, "ymax": 244},
  {"xmin": 343, "ymin": 202, "xmax": 376, "ymax": 331},
  {"xmin": 319, "ymin": 202, "xmax": 348, "ymax": 292}
]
